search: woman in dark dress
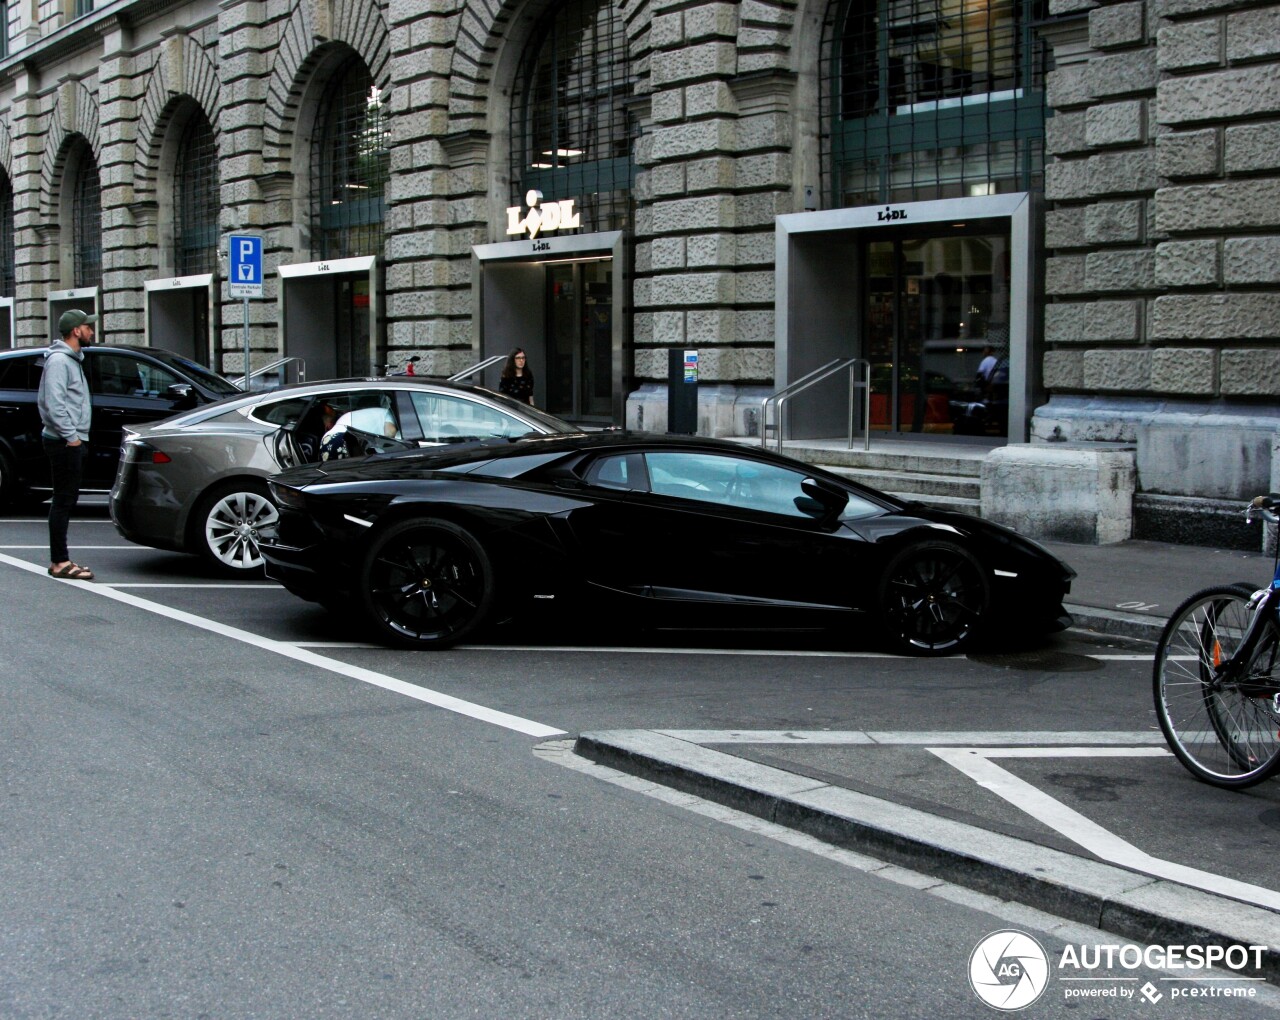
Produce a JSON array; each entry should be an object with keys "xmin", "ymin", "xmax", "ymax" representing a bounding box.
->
[{"xmin": 499, "ymin": 348, "xmax": 535, "ymax": 406}]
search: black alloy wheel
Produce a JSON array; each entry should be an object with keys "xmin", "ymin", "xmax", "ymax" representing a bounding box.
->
[
  {"xmin": 877, "ymin": 539, "xmax": 990, "ymax": 655},
  {"xmin": 359, "ymin": 518, "xmax": 495, "ymax": 648}
]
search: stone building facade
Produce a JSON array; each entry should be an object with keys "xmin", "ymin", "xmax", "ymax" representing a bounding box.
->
[
  {"xmin": 1033, "ymin": 0, "xmax": 1280, "ymax": 541},
  {"xmin": 0, "ymin": 0, "xmax": 1276, "ymax": 543}
]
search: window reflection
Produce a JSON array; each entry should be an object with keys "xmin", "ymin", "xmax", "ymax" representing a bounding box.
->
[
  {"xmin": 312, "ymin": 61, "xmax": 389, "ymax": 260},
  {"xmin": 825, "ymin": 0, "xmax": 1047, "ymax": 204}
]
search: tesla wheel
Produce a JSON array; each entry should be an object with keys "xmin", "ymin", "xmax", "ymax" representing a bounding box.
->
[
  {"xmin": 877, "ymin": 539, "xmax": 990, "ymax": 655},
  {"xmin": 193, "ymin": 480, "xmax": 279, "ymax": 574},
  {"xmin": 1153, "ymin": 584, "xmax": 1280, "ymax": 789},
  {"xmin": 359, "ymin": 518, "xmax": 495, "ymax": 649}
]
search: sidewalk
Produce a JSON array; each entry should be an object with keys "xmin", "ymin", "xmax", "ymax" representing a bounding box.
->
[
  {"xmin": 1044, "ymin": 537, "xmax": 1275, "ymax": 642},
  {"xmin": 574, "ymin": 537, "xmax": 1280, "ymax": 978}
]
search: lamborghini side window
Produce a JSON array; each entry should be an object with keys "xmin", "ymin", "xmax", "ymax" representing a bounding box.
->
[
  {"xmin": 585, "ymin": 452, "xmax": 645, "ymax": 490},
  {"xmin": 645, "ymin": 451, "xmax": 822, "ymax": 519}
]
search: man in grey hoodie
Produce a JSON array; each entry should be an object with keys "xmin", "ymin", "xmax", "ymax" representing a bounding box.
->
[{"xmin": 38, "ymin": 308, "xmax": 96, "ymax": 580}]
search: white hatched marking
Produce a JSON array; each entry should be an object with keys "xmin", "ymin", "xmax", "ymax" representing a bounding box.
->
[{"xmin": 931, "ymin": 745, "xmax": 1280, "ymax": 912}]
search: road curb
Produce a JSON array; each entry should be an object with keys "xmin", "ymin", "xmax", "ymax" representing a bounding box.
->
[
  {"xmin": 575, "ymin": 729, "xmax": 1280, "ymax": 984},
  {"xmin": 1066, "ymin": 604, "xmax": 1164, "ymax": 643}
]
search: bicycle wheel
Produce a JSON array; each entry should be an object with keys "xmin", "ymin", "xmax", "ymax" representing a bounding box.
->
[{"xmin": 1153, "ymin": 584, "xmax": 1280, "ymax": 789}]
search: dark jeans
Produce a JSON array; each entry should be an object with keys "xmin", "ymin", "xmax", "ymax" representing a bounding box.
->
[{"xmin": 44, "ymin": 437, "xmax": 83, "ymax": 564}]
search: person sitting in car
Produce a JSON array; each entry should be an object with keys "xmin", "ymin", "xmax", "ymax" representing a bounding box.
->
[{"xmin": 319, "ymin": 399, "xmax": 399, "ymax": 461}]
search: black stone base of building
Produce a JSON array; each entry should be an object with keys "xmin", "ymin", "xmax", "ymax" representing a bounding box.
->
[{"xmin": 1133, "ymin": 493, "xmax": 1265, "ymax": 552}]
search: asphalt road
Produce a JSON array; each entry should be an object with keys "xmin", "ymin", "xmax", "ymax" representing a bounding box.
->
[{"xmin": 1, "ymin": 503, "xmax": 1277, "ymax": 1019}]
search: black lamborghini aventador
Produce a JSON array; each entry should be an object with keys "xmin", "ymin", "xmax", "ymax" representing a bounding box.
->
[{"xmin": 261, "ymin": 432, "xmax": 1075, "ymax": 655}]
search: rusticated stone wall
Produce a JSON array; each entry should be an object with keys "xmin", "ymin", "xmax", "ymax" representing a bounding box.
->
[{"xmin": 1039, "ymin": 0, "xmax": 1280, "ymax": 422}]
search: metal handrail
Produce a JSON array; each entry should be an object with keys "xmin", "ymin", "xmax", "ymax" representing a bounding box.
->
[
  {"xmin": 231, "ymin": 356, "xmax": 306, "ymax": 390},
  {"xmin": 447, "ymin": 354, "xmax": 507, "ymax": 383},
  {"xmin": 761, "ymin": 357, "xmax": 871, "ymax": 453}
]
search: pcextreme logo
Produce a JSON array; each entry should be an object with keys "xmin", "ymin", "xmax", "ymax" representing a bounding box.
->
[{"xmin": 968, "ymin": 930, "xmax": 1050, "ymax": 1011}]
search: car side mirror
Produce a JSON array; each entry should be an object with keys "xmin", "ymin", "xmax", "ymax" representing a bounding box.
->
[
  {"xmin": 799, "ymin": 477, "xmax": 848, "ymax": 524},
  {"xmin": 166, "ymin": 382, "xmax": 197, "ymax": 408}
]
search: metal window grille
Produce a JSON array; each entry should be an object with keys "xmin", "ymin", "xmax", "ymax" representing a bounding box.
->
[
  {"xmin": 509, "ymin": 0, "xmax": 637, "ymax": 233},
  {"xmin": 174, "ymin": 112, "xmax": 219, "ymax": 277},
  {"xmin": 72, "ymin": 149, "xmax": 102, "ymax": 289},
  {"xmin": 0, "ymin": 173, "xmax": 13, "ymax": 296},
  {"xmin": 821, "ymin": 0, "xmax": 1048, "ymax": 206},
  {"xmin": 311, "ymin": 60, "xmax": 388, "ymax": 261}
]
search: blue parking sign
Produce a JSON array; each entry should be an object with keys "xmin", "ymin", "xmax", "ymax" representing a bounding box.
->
[{"xmin": 228, "ymin": 234, "xmax": 263, "ymax": 297}]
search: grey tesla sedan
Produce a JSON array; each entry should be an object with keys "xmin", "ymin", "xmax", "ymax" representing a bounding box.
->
[{"xmin": 109, "ymin": 377, "xmax": 578, "ymax": 574}]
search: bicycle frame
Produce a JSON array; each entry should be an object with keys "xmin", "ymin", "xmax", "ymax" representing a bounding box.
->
[{"xmin": 1210, "ymin": 503, "xmax": 1280, "ymax": 697}]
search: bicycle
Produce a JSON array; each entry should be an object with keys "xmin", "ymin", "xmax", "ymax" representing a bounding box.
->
[
  {"xmin": 381, "ymin": 355, "xmax": 420, "ymax": 377},
  {"xmin": 1153, "ymin": 495, "xmax": 1280, "ymax": 788}
]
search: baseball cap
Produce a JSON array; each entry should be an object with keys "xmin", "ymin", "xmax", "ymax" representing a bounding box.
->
[{"xmin": 58, "ymin": 309, "xmax": 98, "ymax": 336}]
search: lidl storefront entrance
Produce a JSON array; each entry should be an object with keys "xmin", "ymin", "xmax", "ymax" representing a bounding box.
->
[
  {"xmin": 473, "ymin": 231, "xmax": 628, "ymax": 425},
  {"xmin": 776, "ymin": 194, "xmax": 1037, "ymax": 443}
]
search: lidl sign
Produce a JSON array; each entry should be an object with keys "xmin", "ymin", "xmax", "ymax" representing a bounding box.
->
[{"xmin": 506, "ymin": 190, "xmax": 580, "ymax": 240}]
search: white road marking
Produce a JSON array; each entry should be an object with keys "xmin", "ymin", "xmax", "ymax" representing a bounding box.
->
[
  {"xmin": 105, "ymin": 583, "xmax": 278, "ymax": 589},
  {"xmin": 286, "ymin": 642, "xmax": 901, "ymax": 657},
  {"xmin": 930, "ymin": 745, "xmax": 1280, "ymax": 912},
  {"xmin": 659, "ymin": 730, "xmax": 1168, "ymax": 745},
  {"xmin": 284, "ymin": 643, "xmax": 1160, "ymax": 661},
  {"xmin": 0, "ymin": 551, "xmax": 563, "ymax": 739},
  {"xmin": 0, "ymin": 518, "xmax": 115, "ymax": 523},
  {"xmin": 442, "ymin": 644, "xmax": 893, "ymax": 657},
  {"xmin": 0, "ymin": 544, "xmax": 128, "ymax": 549}
]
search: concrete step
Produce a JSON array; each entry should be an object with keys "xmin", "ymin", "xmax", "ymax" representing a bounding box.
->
[
  {"xmin": 822, "ymin": 464, "xmax": 981, "ymax": 501},
  {"xmin": 885, "ymin": 491, "xmax": 982, "ymax": 516},
  {"xmin": 779, "ymin": 443, "xmax": 987, "ymax": 477}
]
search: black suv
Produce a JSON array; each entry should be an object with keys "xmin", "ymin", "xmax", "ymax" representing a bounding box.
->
[{"xmin": 0, "ymin": 345, "xmax": 240, "ymax": 504}]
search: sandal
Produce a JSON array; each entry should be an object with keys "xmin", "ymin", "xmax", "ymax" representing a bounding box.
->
[{"xmin": 49, "ymin": 562, "xmax": 94, "ymax": 580}]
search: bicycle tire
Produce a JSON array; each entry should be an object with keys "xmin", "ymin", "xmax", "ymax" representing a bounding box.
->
[{"xmin": 1153, "ymin": 584, "xmax": 1280, "ymax": 789}]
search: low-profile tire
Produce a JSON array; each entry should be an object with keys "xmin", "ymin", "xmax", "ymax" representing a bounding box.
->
[
  {"xmin": 192, "ymin": 479, "xmax": 279, "ymax": 575},
  {"xmin": 358, "ymin": 518, "xmax": 495, "ymax": 649},
  {"xmin": 877, "ymin": 539, "xmax": 990, "ymax": 656}
]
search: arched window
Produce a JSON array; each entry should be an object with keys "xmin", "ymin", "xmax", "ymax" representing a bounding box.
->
[
  {"xmin": 173, "ymin": 111, "xmax": 219, "ymax": 276},
  {"xmin": 822, "ymin": 0, "xmax": 1048, "ymax": 206},
  {"xmin": 311, "ymin": 58, "xmax": 389, "ymax": 260},
  {"xmin": 71, "ymin": 145, "xmax": 102, "ymax": 288},
  {"xmin": 510, "ymin": 0, "xmax": 636, "ymax": 232},
  {"xmin": 0, "ymin": 171, "xmax": 13, "ymax": 297}
]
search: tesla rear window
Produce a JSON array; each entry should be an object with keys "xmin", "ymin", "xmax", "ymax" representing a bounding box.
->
[{"xmin": 253, "ymin": 396, "xmax": 312, "ymax": 426}]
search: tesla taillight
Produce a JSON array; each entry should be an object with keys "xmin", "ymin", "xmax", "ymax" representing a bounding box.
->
[{"xmin": 124, "ymin": 440, "xmax": 171, "ymax": 465}]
